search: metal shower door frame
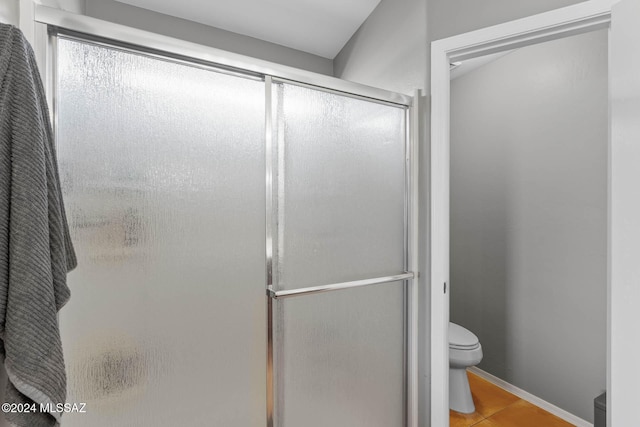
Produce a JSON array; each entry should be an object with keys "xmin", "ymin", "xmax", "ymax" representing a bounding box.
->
[
  {"xmin": 264, "ymin": 76, "xmax": 417, "ymax": 427},
  {"xmin": 33, "ymin": 7, "xmax": 420, "ymax": 426}
]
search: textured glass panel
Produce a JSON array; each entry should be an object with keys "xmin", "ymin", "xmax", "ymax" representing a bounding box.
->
[
  {"xmin": 273, "ymin": 84, "xmax": 406, "ymax": 289},
  {"xmin": 56, "ymin": 38, "xmax": 265, "ymax": 427},
  {"xmin": 276, "ymin": 283, "xmax": 405, "ymax": 427}
]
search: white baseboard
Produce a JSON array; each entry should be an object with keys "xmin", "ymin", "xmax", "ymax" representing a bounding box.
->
[{"xmin": 468, "ymin": 366, "xmax": 593, "ymax": 427}]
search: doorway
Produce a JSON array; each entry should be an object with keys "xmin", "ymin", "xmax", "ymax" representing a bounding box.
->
[
  {"xmin": 449, "ymin": 29, "xmax": 607, "ymax": 425},
  {"xmin": 430, "ymin": 1, "xmax": 640, "ymax": 426}
]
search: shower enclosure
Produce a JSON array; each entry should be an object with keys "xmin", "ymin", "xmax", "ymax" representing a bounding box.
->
[{"xmin": 41, "ymin": 8, "xmax": 417, "ymax": 426}]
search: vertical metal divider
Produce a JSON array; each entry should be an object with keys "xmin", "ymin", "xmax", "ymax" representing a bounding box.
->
[
  {"xmin": 274, "ymin": 83, "xmax": 286, "ymax": 427},
  {"xmin": 265, "ymin": 75, "xmax": 275, "ymax": 427},
  {"xmin": 266, "ymin": 78, "xmax": 284, "ymax": 427},
  {"xmin": 32, "ymin": 23, "xmax": 55, "ymax": 137},
  {"xmin": 34, "ymin": 23, "xmax": 50, "ymax": 97},
  {"xmin": 408, "ymin": 91, "xmax": 421, "ymax": 427},
  {"xmin": 46, "ymin": 28, "xmax": 58, "ymax": 151},
  {"xmin": 47, "ymin": 29, "xmax": 57, "ymax": 134},
  {"xmin": 403, "ymin": 101, "xmax": 415, "ymax": 427},
  {"xmin": 403, "ymin": 105, "xmax": 410, "ymax": 427}
]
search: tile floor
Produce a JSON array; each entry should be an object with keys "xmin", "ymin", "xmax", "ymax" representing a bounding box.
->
[{"xmin": 450, "ymin": 371, "xmax": 576, "ymax": 427}]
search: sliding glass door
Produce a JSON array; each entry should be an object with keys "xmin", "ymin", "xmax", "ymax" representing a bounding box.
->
[
  {"xmin": 268, "ymin": 82, "xmax": 408, "ymax": 427},
  {"xmin": 56, "ymin": 37, "xmax": 267, "ymax": 426},
  {"xmin": 54, "ymin": 34, "xmax": 411, "ymax": 427}
]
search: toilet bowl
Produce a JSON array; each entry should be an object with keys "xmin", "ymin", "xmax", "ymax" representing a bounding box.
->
[{"xmin": 449, "ymin": 322, "xmax": 483, "ymax": 413}]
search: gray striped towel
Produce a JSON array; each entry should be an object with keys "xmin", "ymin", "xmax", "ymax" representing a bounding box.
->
[{"xmin": 0, "ymin": 23, "xmax": 76, "ymax": 427}]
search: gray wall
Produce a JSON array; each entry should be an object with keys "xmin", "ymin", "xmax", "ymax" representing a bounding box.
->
[
  {"xmin": 84, "ymin": 0, "xmax": 333, "ymax": 75},
  {"xmin": 449, "ymin": 29, "xmax": 607, "ymax": 422},
  {"xmin": 334, "ymin": 0, "xmax": 428, "ymax": 95},
  {"xmin": 47, "ymin": 0, "xmax": 85, "ymax": 14},
  {"xmin": 0, "ymin": 0, "xmax": 18, "ymax": 25}
]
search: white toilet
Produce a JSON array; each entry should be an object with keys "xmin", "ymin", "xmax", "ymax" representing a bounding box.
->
[{"xmin": 449, "ymin": 322, "xmax": 483, "ymax": 413}]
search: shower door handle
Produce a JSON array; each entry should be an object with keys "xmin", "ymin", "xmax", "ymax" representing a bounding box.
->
[{"xmin": 266, "ymin": 272, "xmax": 415, "ymax": 300}]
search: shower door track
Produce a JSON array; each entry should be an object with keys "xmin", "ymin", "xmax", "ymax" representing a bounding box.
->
[
  {"xmin": 33, "ymin": 7, "xmax": 420, "ymax": 427},
  {"xmin": 33, "ymin": 7, "xmax": 411, "ymax": 106}
]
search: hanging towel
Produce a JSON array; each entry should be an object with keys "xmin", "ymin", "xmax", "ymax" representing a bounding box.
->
[{"xmin": 0, "ymin": 24, "xmax": 76, "ymax": 427}]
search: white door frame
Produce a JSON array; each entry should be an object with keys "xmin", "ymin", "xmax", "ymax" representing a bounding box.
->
[{"xmin": 430, "ymin": 1, "xmax": 621, "ymax": 426}]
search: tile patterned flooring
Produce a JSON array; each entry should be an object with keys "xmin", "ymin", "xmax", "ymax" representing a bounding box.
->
[{"xmin": 450, "ymin": 372, "xmax": 576, "ymax": 427}]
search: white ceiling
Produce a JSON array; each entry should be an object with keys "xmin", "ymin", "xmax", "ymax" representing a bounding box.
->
[{"xmin": 115, "ymin": 0, "xmax": 382, "ymax": 59}]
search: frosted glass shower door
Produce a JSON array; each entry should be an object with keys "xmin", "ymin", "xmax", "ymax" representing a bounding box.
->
[
  {"xmin": 55, "ymin": 37, "xmax": 266, "ymax": 426},
  {"xmin": 270, "ymin": 82, "xmax": 408, "ymax": 427}
]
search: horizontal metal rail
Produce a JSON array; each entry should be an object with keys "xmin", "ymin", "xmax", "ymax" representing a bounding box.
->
[
  {"xmin": 34, "ymin": 6, "xmax": 412, "ymax": 106},
  {"xmin": 267, "ymin": 272, "xmax": 415, "ymax": 300},
  {"xmin": 271, "ymin": 77, "xmax": 410, "ymax": 108}
]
